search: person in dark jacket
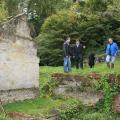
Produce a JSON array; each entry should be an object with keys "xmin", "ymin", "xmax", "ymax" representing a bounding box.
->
[
  {"xmin": 74, "ymin": 40, "xmax": 85, "ymax": 69},
  {"xmin": 63, "ymin": 37, "xmax": 71, "ymax": 72},
  {"xmin": 106, "ymin": 38, "xmax": 118, "ymax": 69},
  {"xmin": 88, "ymin": 53, "xmax": 95, "ymax": 68}
]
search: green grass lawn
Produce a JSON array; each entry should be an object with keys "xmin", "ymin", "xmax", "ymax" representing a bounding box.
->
[
  {"xmin": 41, "ymin": 59, "xmax": 120, "ymax": 76},
  {"xmin": 3, "ymin": 59, "xmax": 120, "ymax": 119},
  {"xmin": 40, "ymin": 59, "xmax": 120, "ymax": 86},
  {"xmin": 4, "ymin": 97, "xmax": 77, "ymax": 118}
]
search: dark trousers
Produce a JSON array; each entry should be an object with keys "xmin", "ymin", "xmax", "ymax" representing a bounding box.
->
[
  {"xmin": 75, "ymin": 56, "xmax": 83, "ymax": 69},
  {"xmin": 89, "ymin": 59, "xmax": 95, "ymax": 68},
  {"xmin": 89, "ymin": 64, "xmax": 94, "ymax": 68}
]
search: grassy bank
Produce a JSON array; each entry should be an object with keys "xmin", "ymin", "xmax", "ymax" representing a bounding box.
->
[
  {"xmin": 3, "ymin": 59, "xmax": 120, "ymax": 119},
  {"xmin": 40, "ymin": 59, "xmax": 120, "ymax": 85}
]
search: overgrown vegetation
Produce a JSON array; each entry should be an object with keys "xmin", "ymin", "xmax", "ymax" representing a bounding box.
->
[
  {"xmin": 1, "ymin": 0, "xmax": 120, "ymax": 119},
  {"xmin": 3, "ymin": 61, "xmax": 120, "ymax": 119},
  {"xmin": 0, "ymin": 0, "xmax": 8, "ymax": 22},
  {"xmin": 59, "ymin": 103, "xmax": 120, "ymax": 120},
  {"xmin": 58, "ymin": 70, "xmax": 120, "ymax": 120},
  {"xmin": 98, "ymin": 76, "xmax": 120, "ymax": 113}
]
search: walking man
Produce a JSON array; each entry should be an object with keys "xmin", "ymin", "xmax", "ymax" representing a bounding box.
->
[
  {"xmin": 106, "ymin": 38, "xmax": 118, "ymax": 69},
  {"xmin": 74, "ymin": 40, "xmax": 85, "ymax": 69},
  {"xmin": 63, "ymin": 37, "xmax": 71, "ymax": 72}
]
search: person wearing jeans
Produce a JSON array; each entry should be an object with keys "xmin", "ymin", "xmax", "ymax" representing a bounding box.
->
[
  {"xmin": 106, "ymin": 38, "xmax": 118, "ymax": 69},
  {"xmin": 63, "ymin": 37, "xmax": 71, "ymax": 72}
]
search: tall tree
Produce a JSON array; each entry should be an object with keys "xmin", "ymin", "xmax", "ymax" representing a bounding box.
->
[
  {"xmin": 86, "ymin": 0, "xmax": 108, "ymax": 12},
  {"xmin": 5, "ymin": 0, "xmax": 27, "ymax": 16},
  {"xmin": 5, "ymin": 0, "xmax": 19, "ymax": 16},
  {"xmin": 28, "ymin": 0, "xmax": 73, "ymax": 36}
]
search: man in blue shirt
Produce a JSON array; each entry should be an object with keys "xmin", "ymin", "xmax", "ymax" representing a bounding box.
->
[{"xmin": 106, "ymin": 38, "xmax": 118, "ymax": 69}]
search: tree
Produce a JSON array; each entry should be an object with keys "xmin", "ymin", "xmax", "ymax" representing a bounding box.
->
[
  {"xmin": 5, "ymin": 0, "xmax": 19, "ymax": 16},
  {"xmin": 36, "ymin": 10, "xmax": 79, "ymax": 66},
  {"xmin": 37, "ymin": 0, "xmax": 120, "ymax": 66},
  {"xmin": 27, "ymin": 0, "xmax": 73, "ymax": 36},
  {"xmin": 4, "ymin": 0, "xmax": 28, "ymax": 16}
]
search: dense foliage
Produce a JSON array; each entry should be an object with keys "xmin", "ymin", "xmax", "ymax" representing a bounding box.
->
[
  {"xmin": 58, "ymin": 75, "xmax": 120, "ymax": 120},
  {"xmin": 28, "ymin": 0, "xmax": 73, "ymax": 35},
  {"xmin": 3, "ymin": 63, "xmax": 120, "ymax": 119},
  {"xmin": 37, "ymin": 0, "xmax": 120, "ymax": 66},
  {"xmin": 1, "ymin": 0, "xmax": 120, "ymax": 66},
  {"xmin": 0, "ymin": 0, "xmax": 8, "ymax": 22},
  {"xmin": 59, "ymin": 103, "xmax": 120, "ymax": 120}
]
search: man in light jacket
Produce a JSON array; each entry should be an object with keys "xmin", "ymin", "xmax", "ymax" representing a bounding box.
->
[{"xmin": 106, "ymin": 38, "xmax": 118, "ymax": 69}]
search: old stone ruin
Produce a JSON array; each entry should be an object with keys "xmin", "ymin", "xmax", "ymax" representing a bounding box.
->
[
  {"xmin": 51, "ymin": 73, "xmax": 120, "ymax": 113},
  {"xmin": 0, "ymin": 13, "xmax": 39, "ymax": 103}
]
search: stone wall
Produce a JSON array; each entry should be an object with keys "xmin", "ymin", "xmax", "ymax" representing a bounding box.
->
[
  {"xmin": 52, "ymin": 73, "xmax": 120, "ymax": 113},
  {"xmin": 0, "ymin": 13, "xmax": 39, "ymax": 103},
  {"xmin": 52, "ymin": 73, "xmax": 103, "ymax": 106}
]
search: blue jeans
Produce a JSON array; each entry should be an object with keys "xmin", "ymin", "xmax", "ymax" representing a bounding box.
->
[{"xmin": 64, "ymin": 57, "xmax": 71, "ymax": 72}]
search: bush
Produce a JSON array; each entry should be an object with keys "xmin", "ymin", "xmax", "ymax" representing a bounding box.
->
[
  {"xmin": 36, "ymin": 2, "xmax": 120, "ymax": 66},
  {"xmin": 82, "ymin": 112, "xmax": 106, "ymax": 120},
  {"xmin": 59, "ymin": 101, "xmax": 83, "ymax": 120},
  {"xmin": 36, "ymin": 9, "xmax": 103, "ymax": 66},
  {"xmin": 36, "ymin": 10, "xmax": 79, "ymax": 66}
]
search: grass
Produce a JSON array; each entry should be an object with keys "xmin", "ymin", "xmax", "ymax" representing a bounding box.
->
[
  {"xmin": 4, "ymin": 97, "xmax": 77, "ymax": 118},
  {"xmin": 3, "ymin": 59, "xmax": 120, "ymax": 119},
  {"xmin": 0, "ymin": 115, "xmax": 15, "ymax": 120},
  {"xmin": 40, "ymin": 59, "xmax": 120, "ymax": 85},
  {"xmin": 4, "ymin": 97, "xmax": 78, "ymax": 118},
  {"xmin": 41, "ymin": 59, "xmax": 120, "ymax": 75}
]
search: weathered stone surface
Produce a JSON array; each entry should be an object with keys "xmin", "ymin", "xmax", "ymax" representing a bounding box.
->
[
  {"xmin": 87, "ymin": 73, "xmax": 101, "ymax": 80},
  {"xmin": 112, "ymin": 93, "xmax": 120, "ymax": 113},
  {"xmin": 52, "ymin": 73, "xmax": 103, "ymax": 106},
  {"xmin": 0, "ymin": 88, "xmax": 39, "ymax": 103},
  {"xmin": 0, "ymin": 13, "xmax": 39, "ymax": 102},
  {"xmin": 52, "ymin": 73, "xmax": 120, "ymax": 110},
  {"xmin": 108, "ymin": 74, "xmax": 120, "ymax": 85}
]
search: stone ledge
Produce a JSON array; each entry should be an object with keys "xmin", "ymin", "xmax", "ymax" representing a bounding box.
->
[{"xmin": 0, "ymin": 87, "xmax": 39, "ymax": 104}]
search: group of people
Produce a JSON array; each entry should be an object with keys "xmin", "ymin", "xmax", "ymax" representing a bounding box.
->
[{"xmin": 63, "ymin": 37, "xmax": 119, "ymax": 73}]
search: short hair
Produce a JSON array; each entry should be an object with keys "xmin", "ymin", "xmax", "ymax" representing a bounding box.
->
[
  {"xmin": 64, "ymin": 36, "xmax": 67, "ymax": 41},
  {"xmin": 109, "ymin": 37, "xmax": 113, "ymax": 40},
  {"xmin": 64, "ymin": 36, "xmax": 70, "ymax": 41}
]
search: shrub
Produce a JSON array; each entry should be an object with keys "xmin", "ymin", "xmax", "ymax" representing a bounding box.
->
[
  {"xmin": 36, "ymin": 9, "xmax": 104, "ymax": 66},
  {"xmin": 36, "ymin": 2, "xmax": 120, "ymax": 66},
  {"xmin": 82, "ymin": 112, "xmax": 106, "ymax": 120}
]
